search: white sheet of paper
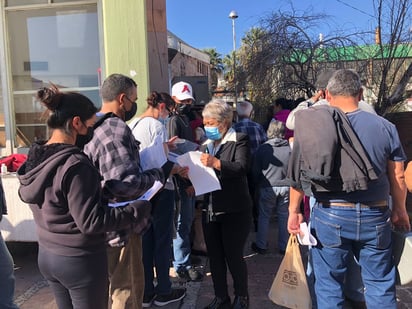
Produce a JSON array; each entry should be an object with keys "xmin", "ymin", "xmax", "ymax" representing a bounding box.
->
[
  {"xmin": 138, "ymin": 180, "xmax": 164, "ymax": 201},
  {"xmin": 176, "ymin": 151, "xmax": 221, "ymax": 196},
  {"xmin": 108, "ymin": 180, "xmax": 163, "ymax": 207},
  {"xmin": 297, "ymin": 222, "xmax": 318, "ymax": 246},
  {"xmin": 139, "ymin": 134, "xmax": 167, "ymax": 171},
  {"xmin": 167, "ymin": 138, "xmax": 199, "ymax": 163}
]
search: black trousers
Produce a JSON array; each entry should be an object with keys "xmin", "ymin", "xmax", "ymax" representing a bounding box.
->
[
  {"xmin": 203, "ymin": 210, "xmax": 251, "ymax": 298},
  {"xmin": 38, "ymin": 246, "xmax": 108, "ymax": 309}
]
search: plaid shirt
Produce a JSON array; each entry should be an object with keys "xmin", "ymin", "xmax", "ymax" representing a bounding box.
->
[
  {"xmin": 84, "ymin": 114, "xmax": 164, "ymax": 202},
  {"xmin": 233, "ymin": 118, "xmax": 267, "ymax": 155}
]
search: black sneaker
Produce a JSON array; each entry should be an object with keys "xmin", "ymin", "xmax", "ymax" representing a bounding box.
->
[
  {"xmin": 153, "ymin": 288, "xmax": 186, "ymax": 306},
  {"xmin": 142, "ymin": 293, "xmax": 156, "ymax": 308},
  {"xmin": 251, "ymin": 242, "xmax": 267, "ymax": 255},
  {"xmin": 177, "ymin": 267, "xmax": 204, "ymax": 281}
]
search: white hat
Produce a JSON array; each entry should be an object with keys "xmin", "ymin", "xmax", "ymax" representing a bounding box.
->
[{"xmin": 172, "ymin": 81, "xmax": 195, "ymax": 101}]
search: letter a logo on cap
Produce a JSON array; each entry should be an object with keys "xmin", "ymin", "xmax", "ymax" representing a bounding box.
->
[{"xmin": 182, "ymin": 84, "xmax": 190, "ymax": 94}]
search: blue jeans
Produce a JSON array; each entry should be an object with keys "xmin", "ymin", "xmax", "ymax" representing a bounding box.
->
[
  {"xmin": 311, "ymin": 203, "xmax": 395, "ymax": 309},
  {"xmin": 256, "ymin": 186, "xmax": 289, "ymax": 251},
  {"xmin": 143, "ymin": 189, "xmax": 175, "ymax": 295},
  {"xmin": 0, "ymin": 232, "xmax": 18, "ymax": 309},
  {"xmin": 306, "ymin": 197, "xmax": 364, "ymax": 308},
  {"xmin": 173, "ymin": 187, "xmax": 195, "ymax": 272}
]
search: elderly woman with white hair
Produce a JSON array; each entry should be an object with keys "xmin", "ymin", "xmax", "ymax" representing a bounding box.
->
[{"xmin": 199, "ymin": 99, "xmax": 252, "ymax": 309}]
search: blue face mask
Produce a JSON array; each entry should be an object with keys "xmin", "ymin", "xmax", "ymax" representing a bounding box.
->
[
  {"xmin": 159, "ymin": 116, "xmax": 169, "ymax": 126},
  {"xmin": 204, "ymin": 126, "xmax": 222, "ymax": 140}
]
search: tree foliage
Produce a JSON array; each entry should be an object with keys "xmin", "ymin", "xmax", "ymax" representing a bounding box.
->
[
  {"xmin": 228, "ymin": 0, "xmax": 412, "ymax": 115},
  {"xmin": 202, "ymin": 48, "xmax": 224, "ymax": 91},
  {"xmin": 236, "ymin": 10, "xmax": 359, "ymax": 106},
  {"xmin": 372, "ymin": 0, "xmax": 412, "ymax": 114}
]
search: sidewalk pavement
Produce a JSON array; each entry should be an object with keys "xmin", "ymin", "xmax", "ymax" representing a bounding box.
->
[{"xmin": 11, "ymin": 217, "xmax": 412, "ymax": 308}]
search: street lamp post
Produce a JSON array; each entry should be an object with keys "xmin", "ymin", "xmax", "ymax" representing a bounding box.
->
[{"xmin": 229, "ymin": 10, "xmax": 238, "ymax": 106}]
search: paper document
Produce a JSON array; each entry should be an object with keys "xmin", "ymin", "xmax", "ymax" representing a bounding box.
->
[
  {"xmin": 139, "ymin": 135, "xmax": 167, "ymax": 170},
  {"xmin": 176, "ymin": 151, "xmax": 221, "ymax": 196},
  {"xmin": 168, "ymin": 138, "xmax": 199, "ymax": 163},
  {"xmin": 297, "ymin": 222, "xmax": 317, "ymax": 246},
  {"xmin": 108, "ymin": 180, "xmax": 163, "ymax": 207},
  {"xmin": 138, "ymin": 180, "xmax": 164, "ymax": 201}
]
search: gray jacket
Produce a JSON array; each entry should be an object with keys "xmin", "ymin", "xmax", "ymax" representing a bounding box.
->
[
  {"xmin": 288, "ymin": 105, "xmax": 377, "ymax": 193},
  {"xmin": 252, "ymin": 138, "xmax": 291, "ymax": 188}
]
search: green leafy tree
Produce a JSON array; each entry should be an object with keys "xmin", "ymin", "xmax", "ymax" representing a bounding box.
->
[
  {"xmin": 370, "ymin": 0, "xmax": 412, "ymax": 114},
  {"xmin": 238, "ymin": 27, "xmax": 275, "ymax": 106},
  {"xmin": 235, "ymin": 8, "xmax": 361, "ymax": 109},
  {"xmin": 202, "ymin": 48, "xmax": 224, "ymax": 91}
]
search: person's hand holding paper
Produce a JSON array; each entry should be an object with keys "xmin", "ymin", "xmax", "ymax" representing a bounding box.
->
[
  {"xmin": 168, "ymin": 138, "xmax": 199, "ymax": 163},
  {"xmin": 176, "ymin": 151, "xmax": 221, "ymax": 196},
  {"xmin": 200, "ymin": 152, "xmax": 221, "ymax": 170}
]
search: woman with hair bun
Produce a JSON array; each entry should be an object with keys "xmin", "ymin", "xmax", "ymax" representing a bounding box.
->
[
  {"xmin": 17, "ymin": 85, "xmax": 152, "ymax": 309},
  {"xmin": 129, "ymin": 91, "xmax": 187, "ymax": 307}
]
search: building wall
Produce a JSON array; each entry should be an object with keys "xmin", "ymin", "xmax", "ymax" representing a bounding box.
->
[
  {"xmin": 0, "ymin": 0, "xmax": 207, "ymax": 156},
  {"xmin": 169, "ymin": 52, "xmax": 210, "ymax": 81},
  {"xmin": 101, "ymin": 0, "xmax": 150, "ymax": 116},
  {"xmin": 146, "ymin": 0, "xmax": 169, "ymax": 93}
]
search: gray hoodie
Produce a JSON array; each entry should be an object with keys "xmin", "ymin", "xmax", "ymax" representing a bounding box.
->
[{"xmin": 252, "ymin": 138, "xmax": 291, "ymax": 188}]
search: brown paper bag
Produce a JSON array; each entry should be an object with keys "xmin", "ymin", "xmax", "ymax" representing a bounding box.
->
[{"xmin": 268, "ymin": 234, "xmax": 312, "ymax": 309}]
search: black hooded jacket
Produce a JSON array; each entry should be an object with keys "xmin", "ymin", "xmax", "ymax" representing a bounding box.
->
[{"xmin": 17, "ymin": 143, "xmax": 147, "ymax": 256}]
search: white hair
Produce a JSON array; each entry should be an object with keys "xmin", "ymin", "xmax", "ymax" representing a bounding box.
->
[
  {"xmin": 202, "ymin": 99, "xmax": 233, "ymax": 124},
  {"xmin": 236, "ymin": 101, "xmax": 253, "ymax": 117}
]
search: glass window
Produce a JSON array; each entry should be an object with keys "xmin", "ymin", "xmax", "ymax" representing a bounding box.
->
[
  {"xmin": 6, "ymin": 0, "xmax": 47, "ymax": 6},
  {"xmin": 5, "ymin": 0, "xmax": 87, "ymax": 6},
  {"xmin": 7, "ymin": 4, "xmax": 100, "ymax": 147},
  {"xmin": 53, "ymin": 0, "xmax": 88, "ymax": 2}
]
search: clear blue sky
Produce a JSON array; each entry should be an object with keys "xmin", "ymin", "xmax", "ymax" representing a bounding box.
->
[{"xmin": 166, "ymin": 0, "xmax": 376, "ymax": 57}]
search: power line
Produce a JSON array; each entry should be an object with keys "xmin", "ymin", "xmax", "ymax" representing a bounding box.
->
[{"xmin": 336, "ymin": 0, "xmax": 375, "ymax": 18}]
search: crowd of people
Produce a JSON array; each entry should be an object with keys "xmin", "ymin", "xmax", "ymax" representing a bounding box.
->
[{"xmin": 0, "ymin": 68, "xmax": 411, "ymax": 309}]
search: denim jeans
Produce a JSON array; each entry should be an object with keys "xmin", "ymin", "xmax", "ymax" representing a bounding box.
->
[
  {"xmin": 173, "ymin": 187, "xmax": 195, "ymax": 272},
  {"xmin": 256, "ymin": 186, "xmax": 289, "ymax": 251},
  {"xmin": 306, "ymin": 197, "xmax": 365, "ymax": 308},
  {"xmin": 311, "ymin": 203, "xmax": 395, "ymax": 309},
  {"xmin": 143, "ymin": 189, "xmax": 174, "ymax": 295},
  {"xmin": 0, "ymin": 232, "xmax": 18, "ymax": 309}
]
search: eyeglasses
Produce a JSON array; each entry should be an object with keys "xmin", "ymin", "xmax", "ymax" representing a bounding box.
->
[{"xmin": 124, "ymin": 95, "xmax": 137, "ymax": 104}]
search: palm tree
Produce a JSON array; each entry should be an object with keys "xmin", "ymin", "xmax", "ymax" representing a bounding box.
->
[{"xmin": 202, "ymin": 48, "xmax": 224, "ymax": 91}]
